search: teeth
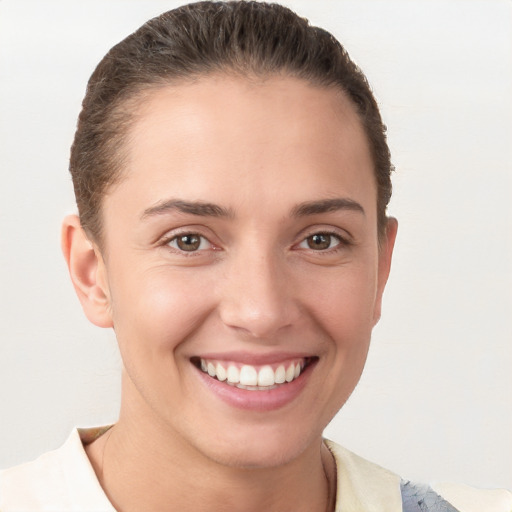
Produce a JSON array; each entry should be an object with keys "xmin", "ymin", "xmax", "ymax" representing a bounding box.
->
[
  {"xmin": 197, "ymin": 358, "xmax": 307, "ymax": 389},
  {"xmin": 239, "ymin": 365, "xmax": 258, "ymax": 386},
  {"xmin": 275, "ymin": 365, "xmax": 286, "ymax": 384},
  {"xmin": 226, "ymin": 365, "xmax": 240, "ymax": 383},
  {"xmin": 216, "ymin": 363, "xmax": 227, "ymax": 382},
  {"xmin": 258, "ymin": 365, "xmax": 275, "ymax": 387}
]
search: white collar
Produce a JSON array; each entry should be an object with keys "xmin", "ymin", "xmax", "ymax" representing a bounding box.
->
[{"xmin": 325, "ymin": 440, "xmax": 402, "ymax": 512}]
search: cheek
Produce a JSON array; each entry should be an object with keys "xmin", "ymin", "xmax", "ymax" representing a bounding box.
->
[
  {"xmin": 109, "ymin": 266, "xmax": 215, "ymax": 356},
  {"xmin": 309, "ymin": 266, "xmax": 378, "ymax": 400},
  {"xmin": 304, "ymin": 262, "xmax": 379, "ymax": 340}
]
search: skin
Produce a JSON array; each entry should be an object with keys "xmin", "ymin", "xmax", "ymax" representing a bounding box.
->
[{"xmin": 62, "ymin": 75, "xmax": 397, "ymax": 512}]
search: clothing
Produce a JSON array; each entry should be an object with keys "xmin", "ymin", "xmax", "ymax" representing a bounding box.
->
[
  {"xmin": 325, "ymin": 441, "xmax": 511, "ymax": 512},
  {"xmin": 1, "ymin": 428, "xmax": 511, "ymax": 511}
]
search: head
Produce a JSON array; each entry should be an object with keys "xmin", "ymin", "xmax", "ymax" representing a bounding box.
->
[
  {"xmin": 69, "ymin": 1, "xmax": 392, "ymax": 246},
  {"xmin": 63, "ymin": 1, "xmax": 397, "ymax": 469}
]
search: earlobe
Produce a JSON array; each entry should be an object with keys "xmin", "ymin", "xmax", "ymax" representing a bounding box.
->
[
  {"xmin": 373, "ymin": 217, "xmax": 398, "ymax": 325},
  {"xmin": 61, "ymin": 215, "xmax": 113, "ymax": 328}
]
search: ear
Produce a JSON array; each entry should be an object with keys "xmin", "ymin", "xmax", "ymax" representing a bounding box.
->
[
  {"xmin": 61, "ymin": 214, "xmax": 113, "ymax": 328},
  {"xmin": 373, "ymin": 217, "xmax": 398, "ymax": 325}
]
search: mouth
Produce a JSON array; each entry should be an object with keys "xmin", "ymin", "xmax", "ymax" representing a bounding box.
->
[{"xmin": 191, "ymin": 356, "xmax": 317, "ymax": 391}]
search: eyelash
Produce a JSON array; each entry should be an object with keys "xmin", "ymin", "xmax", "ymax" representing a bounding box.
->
[
  {"xmin": 161, "ymin": 229, "xmax": 350, "ymax": 255},
  {"xmin": 162, "ymin": 232, "xmax": 214, "ymax": 255},
  {"xmin": 297, "ymin": 230, "xmax": 350, "ymax": 253}
]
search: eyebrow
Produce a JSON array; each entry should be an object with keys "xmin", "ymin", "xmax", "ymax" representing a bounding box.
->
[
  {"xmin": 141, "ymin": 197, "xmax": 364, "ymax": 220},
  {"xmin": 141, "ymin": 199, "xmax": 233, "ymax": 219},
  {"xmin": 291, "ymin": 198, "xmax": 365, "ymax": 217}
]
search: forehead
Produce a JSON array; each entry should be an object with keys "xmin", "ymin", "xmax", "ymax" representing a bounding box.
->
[
  {"xmin": 108, "ymin": 75, "xmax": 376, "ymax": 220},
  {"xmin": 129, "ymin": 75, "xmax": 369, "ymax": 161}
]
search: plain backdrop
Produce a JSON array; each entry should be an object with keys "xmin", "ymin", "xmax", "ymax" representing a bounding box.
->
[{"xmin": 1, "ymin": 0, "xmax": 511, "ymax": 489}]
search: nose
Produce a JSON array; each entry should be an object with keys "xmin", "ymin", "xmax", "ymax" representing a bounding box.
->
[{"xmin": 218, "ymin": 248, "xmax": 301, "ymax": 340}]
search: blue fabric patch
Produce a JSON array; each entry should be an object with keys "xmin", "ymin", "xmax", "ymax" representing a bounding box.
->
[{"xmin": 400, "ymin": 480, "xmax": 460, "ymax": 512}]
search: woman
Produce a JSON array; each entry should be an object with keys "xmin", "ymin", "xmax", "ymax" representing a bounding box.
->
[{"xmin": 1, "ymin": 2, "xmax": 510, "ymax": 511}]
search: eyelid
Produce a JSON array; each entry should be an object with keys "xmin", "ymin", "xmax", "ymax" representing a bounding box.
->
[
  {"xmin": 158, "ymin": 226, "xmax": 221, "ymax": 254},
  {"xmin": 291, "ymin": 225, "xmax": 355, "ymax": 257},
  {"xmin": 295, "ymin": 225, "xmax": 353, "ymax": 243},
  {"xmin": 167, "ymin": 233, "xmax": 212, "ymax": 252},
  {"xmin": 297, "ymin": 232, "xmax": 342, "ymax": 250}
]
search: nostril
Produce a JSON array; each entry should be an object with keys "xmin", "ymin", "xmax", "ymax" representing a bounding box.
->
[{"xmin": 219, "ymin": 302, "xmax": 296, "ymax": 339}]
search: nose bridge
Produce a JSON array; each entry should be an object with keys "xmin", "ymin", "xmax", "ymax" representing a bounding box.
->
[{"xmin": 218, "ymin": 241, "xmax": 298, "ymax": 339}]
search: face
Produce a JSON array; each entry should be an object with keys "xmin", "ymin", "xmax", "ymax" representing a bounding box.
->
[{"xmin": 90, "ymin": 75, "xmax": 396, "ymax": 468}]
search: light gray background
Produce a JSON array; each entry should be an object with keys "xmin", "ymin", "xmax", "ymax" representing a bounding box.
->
[{"xmin": 1, "ymin": 0, "xmax": 511, "ymax": 489}]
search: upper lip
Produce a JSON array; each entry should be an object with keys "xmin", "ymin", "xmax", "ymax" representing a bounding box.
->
[{"xmin": 191, "ymin": 351, "xmax": 316, "ymax": 365}]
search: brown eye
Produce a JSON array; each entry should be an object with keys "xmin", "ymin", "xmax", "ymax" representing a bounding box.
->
[
  {"xmin": 169, "ymin": 234, "xmax": 209, "ymax": 252},
  {"xmin": 300, "ymin": 233, "xmax": 341, "ymax": 251},
  {"xmin": 308, "ymin": 234, "xmax": 331, "ymax": 250}
]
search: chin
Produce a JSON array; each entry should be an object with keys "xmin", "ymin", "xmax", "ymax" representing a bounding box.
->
[{"xmin": 194, "ymin": 422, "xmax": 322, "ymax": 470}]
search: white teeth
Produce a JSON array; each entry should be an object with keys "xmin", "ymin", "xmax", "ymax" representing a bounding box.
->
[
  {"xmin": 216, "ymin": 363, "xmax": 227, "ymax": 382},
  {"xmin": 275, "ymin": 365, "xmax": 286, "ymax": 384},
  {"xmin": 258, "ymin": 365, "xmax": 275, "ymax": 387},
  {"xmin": 239, "ymin": 365, "xmax": 258, "ymax": 386},
  {"xmin": 198, "ymin": 358, "xmax": 307, "ymax": 388},
  {"xmin": 285, "ymin": 364, "xmax": 295, "ymax": 382},
  {"xmin": 226, "ymin": 365, "xmax": 240, "ymax": 383}
]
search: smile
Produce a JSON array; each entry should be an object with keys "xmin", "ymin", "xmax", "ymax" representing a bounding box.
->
[{"xmin": 194, "ymin": 357, "xmax": 314, "ymax": 390}]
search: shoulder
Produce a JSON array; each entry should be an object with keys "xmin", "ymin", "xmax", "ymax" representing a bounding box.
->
[
  {"xmin": 0, "ymin": 444, "xmax": 69, "ymax": 510},
  {"xmin": 430, "ymin": 481, "xmax": 512, "ymax": 512},
  {"xmin": 325, "ymin": 439, "xmax": 512, "ymax": 512},
  {"xmin": 0, "ymin": 428, "xmax": 115, "ymax": 511},
  {"xmin": 325, "ymin": 439, "xmax": 403, "ymax": 511}
]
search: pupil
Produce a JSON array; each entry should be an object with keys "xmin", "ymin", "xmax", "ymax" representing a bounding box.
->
[
  {"xmin": 178, "ymin": 234, "xmax": 200, "ymax": 251},
  {"xmin": 308, "ymin": 234, "xmax": 330, "ymax": 250}
]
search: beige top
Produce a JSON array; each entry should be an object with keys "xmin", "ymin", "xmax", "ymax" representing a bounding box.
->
[{"xmin": 1, "ymin": 428, "xmax": 510, "ymax": 511}]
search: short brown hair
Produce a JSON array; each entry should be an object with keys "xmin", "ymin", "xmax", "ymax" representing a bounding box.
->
[{"xmin": 70, "ymin": 1, "xmax": 393, "ymax": 243}]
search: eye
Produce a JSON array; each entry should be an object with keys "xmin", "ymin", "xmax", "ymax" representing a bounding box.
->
[
  {"xmin": 299, "ymin": 232, "xmax": 342, "ymax": 251},
  {"xmin": 167, "ymin": 233, "xmax": 212, "ymax": 252}
]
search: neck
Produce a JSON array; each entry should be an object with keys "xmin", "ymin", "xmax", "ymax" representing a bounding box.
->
[{"xmin": 86, "ymin": 409, "xmax": 335, "ymax": 512}]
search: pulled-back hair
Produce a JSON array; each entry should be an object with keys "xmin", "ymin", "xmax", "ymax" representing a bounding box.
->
[{"xmin": 70, "ymin": 1, "xmax": 393, "ymax": 243}]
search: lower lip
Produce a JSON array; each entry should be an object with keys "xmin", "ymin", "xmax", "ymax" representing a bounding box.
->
[{"xmin": 194, "ymin": 362, "xmax": 316, "ymax": 412}]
